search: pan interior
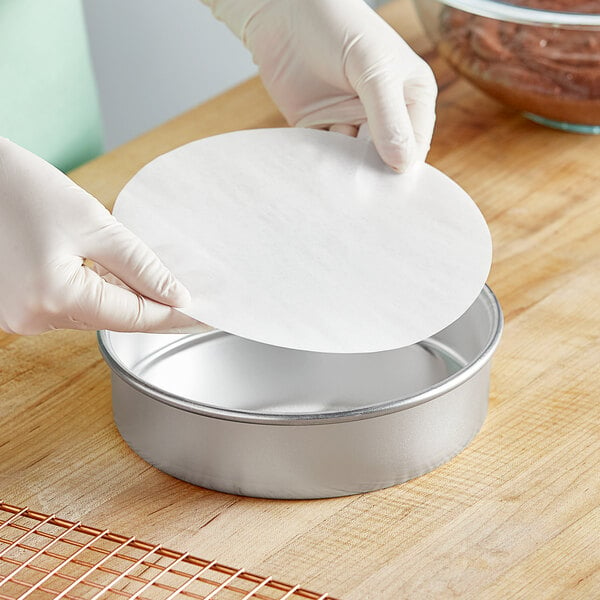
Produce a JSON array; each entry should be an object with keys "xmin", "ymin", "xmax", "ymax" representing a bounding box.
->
[
  {"xmin": 100, "ymin": 287, "xmax": 501, "ymax": 419},
  {"xmin": 121, "ymin": 332, "xmax": 467, "ymax": 414}
]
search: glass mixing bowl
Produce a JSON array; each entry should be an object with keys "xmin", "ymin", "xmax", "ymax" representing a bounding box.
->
[{"xmin": 414, "ymin": 0, "xmax": 600, "ymax": 133}]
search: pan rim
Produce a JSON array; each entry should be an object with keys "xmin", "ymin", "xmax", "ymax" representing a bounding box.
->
[{"xmin": 97, "ymin": 285, "xmax": 503, "ymax": 426}]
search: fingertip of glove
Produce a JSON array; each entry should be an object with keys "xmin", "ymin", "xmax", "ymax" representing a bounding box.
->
[
  {"xmin": 381, "ymin": 145, "xmax": 413, "ymax": 174},
  {"xmin": 376, "ymin": 134, "xmax": 417, "ymax": 174},
  {"xmin": 163, "ymin": 278, "xmax": 192, "ymax": 308}
]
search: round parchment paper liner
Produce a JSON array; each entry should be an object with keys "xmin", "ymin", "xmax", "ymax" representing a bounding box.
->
[{"xmin": 114, "ymin": 128, "xmax": 491, "ymax": 353}]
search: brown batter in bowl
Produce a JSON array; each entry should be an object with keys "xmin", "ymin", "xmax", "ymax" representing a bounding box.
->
[{"xmin": 435, "ymin": 1, "xmax": 600, "ymax": 129}]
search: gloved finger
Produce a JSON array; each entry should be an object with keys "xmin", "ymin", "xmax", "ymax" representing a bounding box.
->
[
  {"xmin": 86, "ymin": 219, "xmax": 191, "ymax": 308},
  {"xmin": 329, "ymin": 123, "xmax": 359, "ymax": 137},
  {"xmin": 294, "ymin": 100, "xmax": 367, "ymax": 131},
  {"xmin": 356, "ymin": 71, "xmax": 417, "ymax": 172},
  {"xmin": 88, "ymin": 260, "xmax": 132, "ymax": 291},
  {"xmin": 404, "ymin": 75, "xmax": 437, "ymax": 163},
  {"xmin": 61, "ymin": 263, "xmax": 204, "ymax": 333},
  {"xmin": 86, "ymin": 258, "xmax": 210, "ymax": 334}
]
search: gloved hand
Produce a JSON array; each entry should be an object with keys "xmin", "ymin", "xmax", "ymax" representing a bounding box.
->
[
  {"xmin": 0, "ymin": 138, "xmax": 201, "ymax": 335},
  {"xmin": 203, "ymin": 0, "xmax": 437, "ymax": 172}
]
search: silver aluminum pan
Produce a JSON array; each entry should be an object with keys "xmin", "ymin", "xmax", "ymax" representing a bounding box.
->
[{"xmin": 98, "ymin": 285, "xmax": 502, "ymax": 499}]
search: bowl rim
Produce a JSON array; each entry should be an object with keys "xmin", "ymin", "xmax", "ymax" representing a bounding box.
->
[
  {"xmin": 434, "ymin": 0, "xmax": 600, "ymax": 28},
  {"xmin": 97, "ymin": 285, "xmax": 503, "ymax": 426}
]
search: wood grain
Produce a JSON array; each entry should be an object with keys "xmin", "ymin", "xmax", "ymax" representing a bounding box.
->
[{"xmin": 1, "ymin": 1, "xmax": 599, "ymax": 598}]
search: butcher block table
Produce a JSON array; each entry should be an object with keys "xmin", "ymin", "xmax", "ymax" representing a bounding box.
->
[{"xmin": 1, "ymin": 1, "xmax": 599, "ymax": 598}]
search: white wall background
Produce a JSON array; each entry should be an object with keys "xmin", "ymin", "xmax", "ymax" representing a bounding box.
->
[{"xmin": 82, "ymin": 0, "xmax": 385, "ymax": 150}]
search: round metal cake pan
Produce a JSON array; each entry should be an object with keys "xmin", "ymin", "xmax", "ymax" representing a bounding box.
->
[{"xmin": 98, "ymin": 285, "xmax": 502, "ymax": 499}]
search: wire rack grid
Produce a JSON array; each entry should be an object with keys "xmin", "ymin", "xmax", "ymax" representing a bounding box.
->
[{"xmin": 0, "ymin": 502, "xmax": 337, "ymax": 600}]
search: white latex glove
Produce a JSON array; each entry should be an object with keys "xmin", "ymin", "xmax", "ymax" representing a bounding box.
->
[
  {"xmin": 0, "ymin": 138, "xmax": 202, "ymax": 335},
  {"xmin": 203, "ymin": 0, "xmax": 437, "ymax": 172}
]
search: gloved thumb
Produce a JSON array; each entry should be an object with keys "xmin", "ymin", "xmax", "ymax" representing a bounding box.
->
[
  {"xmin": 352, "ymin": 62, "xmax": 417, "ymax": 172},
  {"xmin": 347, "ymin": 43, "xmax": 436, "ymax": 172}
]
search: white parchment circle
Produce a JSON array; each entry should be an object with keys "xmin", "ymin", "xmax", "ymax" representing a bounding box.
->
[{"xmin": 114, "ymin": 128, "xmax": 491, "ymax": 353}]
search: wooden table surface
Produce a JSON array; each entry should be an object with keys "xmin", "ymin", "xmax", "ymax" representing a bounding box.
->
[{"xmin": 2, "ymin": 1, "xmax": 599, "ymax": 598}]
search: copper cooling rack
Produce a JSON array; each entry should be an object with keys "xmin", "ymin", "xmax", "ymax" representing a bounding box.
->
[{"xmin": 0, "ymin": 502, "xmax": 336, "ymax": 600}]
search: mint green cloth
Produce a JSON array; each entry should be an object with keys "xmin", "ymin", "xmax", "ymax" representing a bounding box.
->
[{"xmin": 0, "ymin": 0, "xmax": 103, "ymax": 171}]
